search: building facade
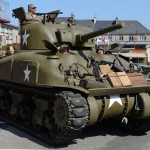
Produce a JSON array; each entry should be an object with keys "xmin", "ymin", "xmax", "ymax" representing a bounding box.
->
[
  {"xmin": 0, "ymin": 0, "xmax": 19, "ymax": 48},
  {"xmin": 0, "ymin": 23, "xmax": 19, "ymax": 47},
  {"xmin": 94, "ymin": 18, "xmax": 150, "ymax": 50}
]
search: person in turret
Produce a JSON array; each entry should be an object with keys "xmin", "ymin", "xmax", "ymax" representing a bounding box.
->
[
  {"xmin": 25, "ymin": 4, "xmax": 42, "ymax": 22},
  {"xmin": 59, "ymin": 44, "xmax": 70, "ymax": 54},
  {"xmin": 96, "ymin": 46, "xmax": 104, "ymax": 55}
]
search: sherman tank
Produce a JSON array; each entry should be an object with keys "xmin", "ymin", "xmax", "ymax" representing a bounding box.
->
[{"xmin": 0, "ymin": 7, "xmax": 150, "ymax": 146}]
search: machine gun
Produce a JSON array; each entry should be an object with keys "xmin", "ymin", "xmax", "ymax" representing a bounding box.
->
[
  {"xmin": 36, "ymin": 10, "xmax": 63, "ymax": 23},
  {"xmin": 88, "ymin": 56, "xmax": 101, "ymax": 81}
]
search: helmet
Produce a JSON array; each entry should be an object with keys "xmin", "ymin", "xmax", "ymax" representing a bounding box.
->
[
  {"xmin": 97, "ymin": 45, "xmax": 104, "ymax": 50},
  {"xmin": 59, "ymin": 44, "xmax": 69, "ymax": 53}
]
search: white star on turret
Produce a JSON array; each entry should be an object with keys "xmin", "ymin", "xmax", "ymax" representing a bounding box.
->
[
  {"xmin": 108, "ymin": 95, "xmax": 123, "ymax": 108},
  {"xmin": 24, "ymin": 65, "xmax": 31, "ymax": 82},
  {"xmin": 22, "ymin": 29, "xmax": 30, "ymax": 46}
]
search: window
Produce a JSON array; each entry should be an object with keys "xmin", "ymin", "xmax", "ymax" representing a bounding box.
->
[
  {"xmin": 140, "ymin": 35, "xmax": 146, "ymax": 41},
  {"xmin": 108, "ymin": 35, "xmax": 112, "ymax": 42},
  {"xmin": 129, "ymin": 36, "xmax": 135, "ymax": 41},
  {"xmin": 119, "ymin": 36, "xmax": 123, "ymax": 41}
]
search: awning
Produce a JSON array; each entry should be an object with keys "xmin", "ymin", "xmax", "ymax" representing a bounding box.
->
[{"xmin": 119, "ymin": 53, "xmax": 147, "ymax": 58}]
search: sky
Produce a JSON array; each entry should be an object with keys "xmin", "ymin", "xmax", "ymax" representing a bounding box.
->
[{"xmin": 3, "ymin": 0, "xmax": 150, "ymax": 30}]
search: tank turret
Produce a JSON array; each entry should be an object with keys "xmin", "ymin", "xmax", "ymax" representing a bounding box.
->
[
  {"xmin": 0, "ymin": 7, "xmax": 150, "ymax": 146},
  {"xmin": 58, "ymin": 22, "xmax": 125, "ymax": 47}
]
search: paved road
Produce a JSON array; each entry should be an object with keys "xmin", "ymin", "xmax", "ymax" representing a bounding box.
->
[{"xmin": 0, "ymin": 120, "xmax": 150, "ymax": 150}]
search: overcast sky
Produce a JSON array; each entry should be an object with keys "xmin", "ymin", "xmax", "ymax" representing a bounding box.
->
[{"xmin": 4, "ymin": 0, "xmax": 150, "ymax": 30}]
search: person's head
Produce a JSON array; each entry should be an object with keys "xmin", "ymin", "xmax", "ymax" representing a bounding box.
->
[
  {"xmin": 59, "ymin": 44, "xmax": 70, "ymax": 54},
  {"xmin": 96, "ymin": 46, "xmax": 104, "ymax": 55},
  {"xmin": 28, "ymin": 4, "xmax": 36, "ymax": 14}
]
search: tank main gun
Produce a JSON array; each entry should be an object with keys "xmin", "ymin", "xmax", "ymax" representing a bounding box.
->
[
  {"xmin": 57, "ymin": 22, "xmax": 125, "ymax": 47},
  {"xmin": 77, "ymin": 22, "xmax": 125, "ymax": 44}
]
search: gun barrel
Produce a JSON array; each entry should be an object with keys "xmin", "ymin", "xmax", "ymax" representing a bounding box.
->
[
  {"xmin": 81, "ymin": 22, "xmax": 125, "ymax": 42},
  {"xmin": 36, "ymin": 10, "xmax": 63, "ymax": 15}
]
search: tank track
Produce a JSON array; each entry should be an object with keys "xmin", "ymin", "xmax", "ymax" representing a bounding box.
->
[{"xmin": 0, "ymin": 81, "xmax": 89, "ymax": 146}]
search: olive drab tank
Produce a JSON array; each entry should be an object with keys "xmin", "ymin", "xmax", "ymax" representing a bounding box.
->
[{"xmin": 0, "ymin": 7, "xmax": 150, "ymax": 146}]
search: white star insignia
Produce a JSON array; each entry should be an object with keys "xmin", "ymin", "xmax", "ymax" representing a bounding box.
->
[
  {"xmin": 24, "ymin": 65, "xmax": 31, "ymax": 82},
  {"xmin": 22, "ymin": 29, "xmax": 30, "ymax": 46},
  {"xmin": 108, "ymin": 95, "xmax": 123, "ymax": 108}
]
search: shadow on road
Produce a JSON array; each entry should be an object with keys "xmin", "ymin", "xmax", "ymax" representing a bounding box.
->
[
  {"xmin": 0, "ymin": 121, "xmax": 9, "ymax": 130},
  {"xmin": 80, "ymin": 120, "xmax": 129, "ymax": 139},
  {"xmin": 80, "ymin": 119, "xmax": 146, "ymax": 139},
  {"xmin": 0, "ymin": 119, "xmax": 147, "ymax": 149},
  {"xmin": 0, "ymin": 121, "xmax": 52, "ymax": 148}
]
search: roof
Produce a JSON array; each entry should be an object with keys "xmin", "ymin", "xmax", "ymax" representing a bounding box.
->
[
  {"xmin": 0, "ymin": 18, "xmax": 10, "ymax": 23},
  {"xmin": 1, "ymin": 23, "xmax": 19, "ymax": 29},
  {"xmin": 94, "ymin": 20, "xmax": 150, "ymax": 35},
  {"xmin": 56, "ymin": 17, "xmax": 150, "ymax": 35}
]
